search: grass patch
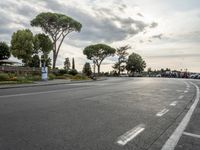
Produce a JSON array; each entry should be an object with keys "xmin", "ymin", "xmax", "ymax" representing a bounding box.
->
[
  {"xmin": 70, "ymin": 74, "xmax": 91, "ymax": 80},
  {"xmin": 0, "ymin": 80, "xmax": 33, "ymax": 85}
]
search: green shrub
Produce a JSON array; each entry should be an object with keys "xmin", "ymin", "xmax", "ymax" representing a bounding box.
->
[
  {"xmin": 11, "ymin": 76, "xmax": 32, "ymax": 83},
  {"xmin": 32, "ymin": 75, "xmax": 41, "ymax": 81},
  {"xmin": 68, "ymin": 69, "xmax": 78, "ymax": 76},
  {"xmin": 0, "ymin": 73, "xmax": 10, "ymax": 81},
  {"xmin": 71, "ymin": 74, "xmax": 90, "ymax": 80},
  {"xmin": 8, "ymin": 73, "xmax": 16, "ymax": 78},
  {"xmin": 55, "ymin": 75, "xmax": 66, "ymax": 79},
  {"xmin": 48, "ymin": 73, "xmax": 56, "ymax": 80},
  {"xmin": 16, "ymin": 76, "xmax": 26, "ymax": 81},
  {"xmin": 58, "ymin": 69, "xmax": 68, "ymax": 75},
  {"xmin": 64, "ymin": 74, "xmax": 73, "ymax": 78}
]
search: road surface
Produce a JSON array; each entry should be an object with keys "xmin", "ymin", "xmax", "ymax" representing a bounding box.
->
[{"xmin": 0, "ymin": 78, "xmax": 199, "ymax": 150}]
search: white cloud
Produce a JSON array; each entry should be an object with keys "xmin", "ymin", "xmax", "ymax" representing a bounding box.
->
[{"xmin": 0, "ymin": 0, "xmax": 200, "ymax": 72}]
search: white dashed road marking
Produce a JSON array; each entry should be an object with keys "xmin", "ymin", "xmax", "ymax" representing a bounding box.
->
[
  {"xmin": 170, "ymin": 101, "xmax": 178, "ymax": 106},
  {"xmin": 161, "ymin": 82, "xmax": 200, "ymax": 150},
  {"xmin": 178, "ymin": 95, "xmax": 184, "ymax": 99},
  {"xmin": 184, "ymin": 90, "xmax": 188, "ymax": 93},
  {"xmin": 116, "ymin": 124, "xmax": 145, "ymax": 146},
  {"xmin": 183, "ymin": 132, "xmax": 200, "ymax": 139},
  {"xmin": 156, "ymin": 109, "xmax": 169, "ymax": 117}
]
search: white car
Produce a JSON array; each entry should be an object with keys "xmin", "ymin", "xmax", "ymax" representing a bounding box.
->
[
  {"xmin": 120, "ymin": 74, "xmax": 128, "ymax": 77},
  {"xmin": 156, "ymin": 74, "xmax": 161, "ymax": 77},
  {"xmin": 190, "ymin": 73, "xmax": 200, "ymax": 79}
]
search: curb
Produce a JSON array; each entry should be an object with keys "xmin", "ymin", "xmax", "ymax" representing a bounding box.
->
[{"xmin": 0, "ymin": 78, "xmax": 107, "ymax": 89}]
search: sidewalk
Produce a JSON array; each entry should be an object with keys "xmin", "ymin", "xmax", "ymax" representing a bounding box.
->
[{"xmin": 0, "ymin": 78, "xmax": 106, "ymax": 89}]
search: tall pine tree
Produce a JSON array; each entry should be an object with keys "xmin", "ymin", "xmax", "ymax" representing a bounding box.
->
[{"xmin": 72, "ymin": 57, "xmax": 75, "ymax": 70}]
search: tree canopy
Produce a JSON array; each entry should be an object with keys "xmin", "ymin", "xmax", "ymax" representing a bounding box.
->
[
  {"xmin": 29, "ymin": 55, "xmax": 40, "ymax": 68},
  {"xmin": 33, "ymin": 33, "xmax": 53, "ymax": 55},
  {"xmin": 64, "ymin": 57, "xmax": 70, "ymax": 70},
  {"xmin": 31, "ymin": 12, "xmax": 82, "ymax": 69},
  {"xmin": 126, "ymin": 52, "xmax": 146, "ymax": 75},
  {"xmin": 0, "ymin": 42, "xmax": 10, "ymax": 60},
  {"xmin": 10, "ymin": 29, "xmax": 52, "ymax": 67},
  {"xmin": 83, "ymin": 44, "xmax": 116, "ymax": 74},
  {"xmin": 10, "ymin": 29, "xmax": 34, "ymax": 66},
  {"xmin": 82, "ymin": 62, "xmax": 92, "ymax": 76},
  {"xmin": 113, "ymin": 45, "xmax": 130, "ymax": 75},
  {"xmin": 34, "ymin": 33, "xmax": 53, "ymax": 67}
]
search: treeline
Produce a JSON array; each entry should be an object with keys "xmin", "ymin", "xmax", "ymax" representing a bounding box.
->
[{"xmin": 0, "ymin": 12, "xmax": 146, "ymax": 77}]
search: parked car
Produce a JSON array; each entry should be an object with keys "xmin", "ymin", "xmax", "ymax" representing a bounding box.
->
[
  {"xmin": 156, "ymin": 74, "xmax": 161, "ymax": 77},
  {"xmin": 190, "ymin": 73, "xmax": 200, "ymax": 79},
  {"xmin": 197, "ymin": 74, "xmax": 200, "ymax": 79},
  {"xmin": 189, "ymin": 74, "xmax": 195, "ymax": 78},
  {"xmin": 194, "ymin": 74, "xmax": 200, "ymax": 79},
  {"xmin": 120, "ymin": 74, "xmax": 128, "ymax": 77}
]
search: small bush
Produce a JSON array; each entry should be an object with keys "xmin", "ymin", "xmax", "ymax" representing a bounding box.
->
[
  {"xmin": 58, "ymin": 69, "xmax": 68, "ymax": 75},
  {"xmin": 9, "ymin": 76, "xmax": 17, "ymax": 81},
  {"xmin": 55, "ymin": 76, "xmax": 66, "ymax": 79},
  {"xmin": 68, "ymin": 69, "xmax": 78, "ymax": 76},
  {"xmin": 32, "ymin": 75, "xmax": 41, "ymax": 81},
  {"xmin": 71, "ymin": 74, "xmax": 90, "ymax": 80},
  {"xmin": 0, "ymin": 73, "xmax": 10, "ymax": 81},
  {"xmin": 64, "ymin": 74, "xmax": 73, "ymax": 78},
  {"xmin": 16, "ymin": 76, "xmax": 26, "ymax": 81},
  {"xmin": 8, "ymin": 73, "xmax": 16, "ymax": 78},
  {"xmin": 48, "ymin": 73, "xmax": 56, "ymax": 80}
]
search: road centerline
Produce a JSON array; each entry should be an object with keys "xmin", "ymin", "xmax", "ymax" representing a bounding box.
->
[
  {"xmin": 178, "ymin": 95, "xmax": 184, "ymax": 99},
  {"xmin": 156, "ymin": 108, "xmax": 169, "ymax": 117},
  {"xmin": 116, "ymin": 124, "xmax": 145, "ymax": 146},
  {"xmin": 170, "ymin": 101, "xmax": 178, "ymax": 106}
]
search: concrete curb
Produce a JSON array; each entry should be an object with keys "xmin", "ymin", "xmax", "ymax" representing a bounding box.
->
[{"xmin": 0, "ymin": 78, "xmax": 107, "ymax": 89}]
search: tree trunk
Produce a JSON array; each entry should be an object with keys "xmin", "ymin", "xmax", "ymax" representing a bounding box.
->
[
  {"xmin": 93, "ymin": 62, "xmax": 96, "ymax": 75},
  {"xmin": 52, "ymin": 41, "xmax": 57, "ymax": 69},
  {"xmin": 118, "ymin": 59, "xmax": 120, "ymax": 76},
  {"xmin": 97, "ymin": 65, "xmax": 100, "ymax": 75},
  {"xmin": 52, "ymin": 51, "xmax": 57, "ymax": 69},
  {"xmin": 118, "ymin": 66, "xmax": 120, "ymax": 76}
]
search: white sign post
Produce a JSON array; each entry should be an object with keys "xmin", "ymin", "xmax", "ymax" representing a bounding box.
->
[{"xmin": 41, "ymin": 67, "xmax": 48, "ymax": 81}]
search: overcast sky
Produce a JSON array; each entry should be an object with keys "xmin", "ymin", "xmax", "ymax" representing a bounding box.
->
[{"xmin": 0, "ymin": 0, "xmax": 200, "ymax": 72}]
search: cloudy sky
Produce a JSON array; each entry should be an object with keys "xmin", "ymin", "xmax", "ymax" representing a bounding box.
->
[{"xmin": 0, "ymin": 0, "xmax": 200, "ymax": 72}]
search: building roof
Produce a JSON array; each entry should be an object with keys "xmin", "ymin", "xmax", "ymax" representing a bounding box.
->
[{"xmin": 0, "ymin": 59, "xmax": 22, "ymax": 65}]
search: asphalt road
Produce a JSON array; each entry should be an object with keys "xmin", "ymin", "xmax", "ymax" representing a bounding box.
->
[{"xmin": 0, "ymin": 78, "xmax": 199, "ymax": 150}]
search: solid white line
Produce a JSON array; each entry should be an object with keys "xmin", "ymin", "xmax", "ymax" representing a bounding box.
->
[
  {"xmin": 0, "ymin": 89, "xmax": 69, "ymax": 98},
  {"xmin": 161, "ymin": 82, "xmax": 200, "ymax": 150},
  {"xmin": 116, "ymin": 124, "xmax": 145, "ymax": 146},
  {"xmin": 183, "ymin": 132, "xmax": 200, "ymax": 139},
  {"xmin": 178, "ymin": 95, "xmax": 184, "ymax": 99},
  {"xmin": 170, "ymin": 101, "xmax": 178, "ymax": 106},
  {"xmin": 156, "ymin": 108, "xmax": 169, "ymax": 117}
]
